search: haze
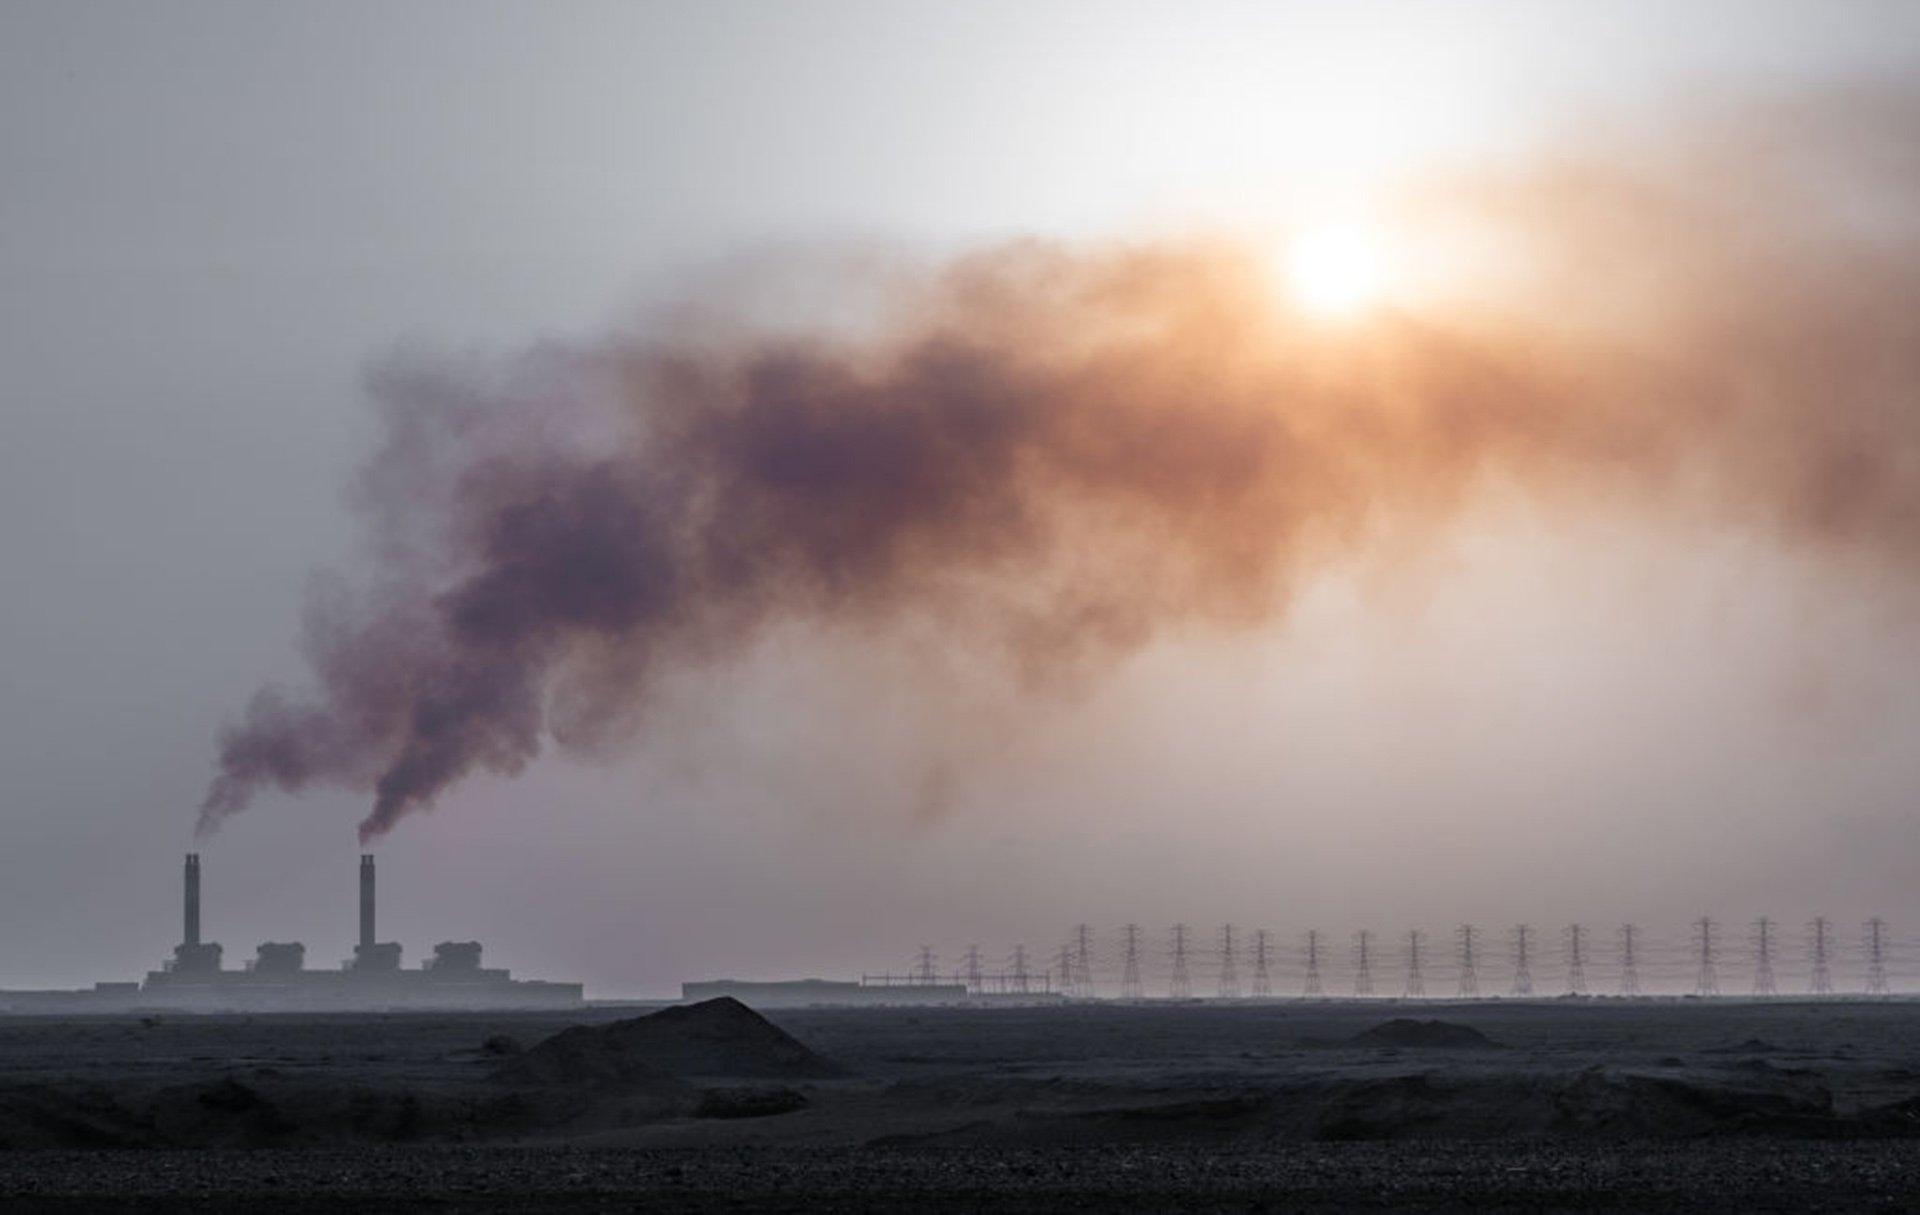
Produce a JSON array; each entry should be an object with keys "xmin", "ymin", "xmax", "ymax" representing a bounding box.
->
[{"xmin": 4, "ymin": 1, "xmax": 1920, "ymax": 997}]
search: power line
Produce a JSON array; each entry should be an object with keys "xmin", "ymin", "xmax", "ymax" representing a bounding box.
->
[{"xmin": 932, "ymin": 910, "xmax": 1896, "ymax": 1002}]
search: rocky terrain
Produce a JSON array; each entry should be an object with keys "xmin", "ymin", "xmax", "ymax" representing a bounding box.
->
[{"xmin": 1, "ymin": 997, "xmax": 1918, "ymax": 1209}]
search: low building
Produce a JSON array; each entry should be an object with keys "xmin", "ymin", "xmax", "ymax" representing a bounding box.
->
[{"xmin": 681, "ymin": 977, "xmax": 1062, "ymax": 1008}]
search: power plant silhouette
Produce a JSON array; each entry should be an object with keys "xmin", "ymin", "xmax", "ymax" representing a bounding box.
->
[
  {"xmin": 1, "ymin": 865, "xmax": 1909, "ymax": 1012},
  {"xmin": 1, "ymin": 854, "xmax": 582, "ymax": 1012}
]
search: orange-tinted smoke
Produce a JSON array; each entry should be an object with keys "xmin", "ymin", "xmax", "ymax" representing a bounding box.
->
[{"xmin": 200, "ymin": 94, "xmax": 1920, "ymax": 841}]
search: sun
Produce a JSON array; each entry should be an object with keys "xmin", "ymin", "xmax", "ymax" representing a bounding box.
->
[{"xmin": 1284, "ymin": 224, "xmax": 1385, "ymax": 317}]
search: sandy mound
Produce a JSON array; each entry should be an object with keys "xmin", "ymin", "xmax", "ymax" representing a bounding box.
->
[
  {"xmin": 496, "ymin": 998, "xmax": 842, "ymax": 1086},
  {"xmin": 1348, "ymin": 1019, "xmax": 1502, "ymax": 1049}
]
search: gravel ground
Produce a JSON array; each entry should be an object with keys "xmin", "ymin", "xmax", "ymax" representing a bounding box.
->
[
  {"xmin": 5, "ymin": 1001, "xmax": 1920, "ymax": 1209},
  {"xmin": 3, "ymin": 1142, "xmax": 1919, "ymax": 1212}
]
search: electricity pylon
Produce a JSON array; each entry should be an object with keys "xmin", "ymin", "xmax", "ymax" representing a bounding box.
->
[
  {"xmin": 1456, "ymin": 925, "xmax": 1479, "ymax": 997},
  {"xmin": 1865, "ymin": 918, "xmax": 1890, "ymax": 996},
  {"xmin": 1512, "ymin": 924, "xmax": 1534, "ymax": 996},
  {"xmin": 1403, "ymin": 929, "xmax": 1425, "ymax": 998},
  {"xmin": 1218, "ymin": 924, "xmax": 1241, "ymax": 998},
  {"xmin": 1808, "ymin": 916, "xmax": 1832, "ymax": 996},
  {"xmin": 1751, "ymin": 917, "xmax": 1777, "ymax": 997},
  {"xmin": 1170, "ymin": 924, "xmax": 1191, "ymax": 999},
  {"xmin": 1618, "ymin": 924, "xmax": 1640, "ymax": 996},
  {"xmin": 1252, "ymin": 929, "xmax": 1273, "ymax": 998},
  {"xmin": 1694, "ymin": 917, "xmax": 1719, "ymax": 996}
]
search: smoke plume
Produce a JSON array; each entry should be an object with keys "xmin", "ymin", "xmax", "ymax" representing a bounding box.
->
[{"xmin": 201, "ymin": 96, "xmax": 1920, "ymax": 842}]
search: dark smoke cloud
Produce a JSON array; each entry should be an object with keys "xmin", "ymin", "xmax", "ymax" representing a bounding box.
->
[{"xmin": 201, "ymin": 96, "xmax": 1920, "ymax": 842}]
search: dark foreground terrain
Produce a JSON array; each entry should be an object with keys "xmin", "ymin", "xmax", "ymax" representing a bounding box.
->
[{"xmin": 2, "ymin": 999, "xmax": 1919, "ymax": 1210}]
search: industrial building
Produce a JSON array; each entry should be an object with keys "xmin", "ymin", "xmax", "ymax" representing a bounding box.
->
[
  {"xmin": 682, "ymin": 978, "xmax": 966, "ymax": 1007},
  {"xmin": 1, "ymin": 854, "xmax": 583, "ymax": 1012},
  {"xmin": 680, "ymin": 977, "xmax": 1065, "ymax": 1008}
]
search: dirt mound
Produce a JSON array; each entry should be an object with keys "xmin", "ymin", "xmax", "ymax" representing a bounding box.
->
[
  {"xmin": 1348, "ymin": 1019, "xmax": 1502, "ymax": 1049},
  {"xmin": 496, "ymin": 998, "xmax": 842, "ymax": 1086},
  {"xmin": 1300, "ymin": 1069, "xmax": 1844, "ymax": 1141},
  {"xmin": 693, "ymin": 1086, "xmax": 809, "ymax": 1119},
  {"xmin": 0, "ymin": 1075, "xmax": 556, "ymax": 1149},
  {"xmin": 1549, "ymin": 1069, "xmax": 1834, "ymax": 1137}
]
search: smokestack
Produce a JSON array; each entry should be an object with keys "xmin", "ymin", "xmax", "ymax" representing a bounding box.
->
[
  {"xmin": 359, "ymin": 854, "xmax": 374, "ymax": 950},
  {"xmin": 183, "ymin": 853, "xmax": 201, "ymax": 947}
]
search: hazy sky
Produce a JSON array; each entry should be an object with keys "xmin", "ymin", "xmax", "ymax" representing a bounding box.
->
[{"xmin": 5, "ymin": 1, "xmax": 1920, "ymax": 996}]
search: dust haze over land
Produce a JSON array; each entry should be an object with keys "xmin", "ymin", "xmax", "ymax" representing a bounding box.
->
[{"xmin": 200, "ymin": 96, "xmax": 1920, "ymax": 843}]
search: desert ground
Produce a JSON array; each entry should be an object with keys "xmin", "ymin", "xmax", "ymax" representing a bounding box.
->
[{"xmin": 2, "ymin": 998, "xmax": 1919, "ymax": 1210}]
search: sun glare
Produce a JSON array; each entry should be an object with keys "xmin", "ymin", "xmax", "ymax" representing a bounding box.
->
[{"xmin": 1284, "ymin": 224, "xmax": 1385, "ymax": 317}]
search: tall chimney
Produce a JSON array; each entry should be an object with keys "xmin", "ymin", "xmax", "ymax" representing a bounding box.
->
[
  {"xmin": 359, "ymin": 853, "xmax": 375, "ymax": 950},
  {"xmin": 183, "ymin": 853, "xmax": 201, "ymax": 946}
]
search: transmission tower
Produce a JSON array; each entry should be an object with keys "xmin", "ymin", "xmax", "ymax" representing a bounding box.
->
[
  {"xmin": 915, "ymin": 945, "xmax": 937, "ymax": 985},
  {"xmin": 1169, "ymin": 924, "xmax": 1192, "ymax": 999},
  {"xmin": 1511, "ymin": 924, "xmax": 1533, "ymax": 996},
  {"xmin": 1011, "ymin": 944, "xmax": 1030, "ymax": 994},
  {"xmin": 1808, "ymin": 916, "xmax": 1832, "ymax": 996},
  {"xmin": 1120, "ymin": 923, "xmax": 1144, "ymax": 1000},
  {"xmin": 1618, "ymin": 924, "xmax": 1640, "ymax": 996},
  {"xmin": 964, "ymin": 944, "xmax": 983, "ymax": 995},
  {"xmin": 1252, "ymin": 929, "xmax": 1273, "ymax": 998},
  {"xmin": 1564, "ymin": 924, "xmax": 1586, "ymax": 994},
  {"xmin": 1218, "ymin": 925, "xmax": 1241, "ymax": 998},
  {"xmin": 1456, "ymin": 925, "xmax": 1479, "ymax": 997},
  {"xmin": 1751, "ymin": 917, "xmax": 1777, "ymax": 996},
  {"xmin": 1694, "ymin": 916, "xmax": 1719, "ymax": 996},
  {"xmin": 1055, "ymin": 942, "xmax": 1077, "ymax": 997},
  {"xmin": 1303, "ymin": 929, "xmax": 1324, "ymax": 997},
  {"xmin": 1074, "ymin": 924, "xmax": 1095, "ymax": 997},
  {"xmin": 1403, "ymin": 929, "xmax": 1426, "ymax": 998},
  {"xmin": 1353, "ymin": 929, "xmax": 1374, "ymax": 997},
  {"xmin": 1866, "ymin": 918, "xmax": 1890, "ymax": 996}
]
